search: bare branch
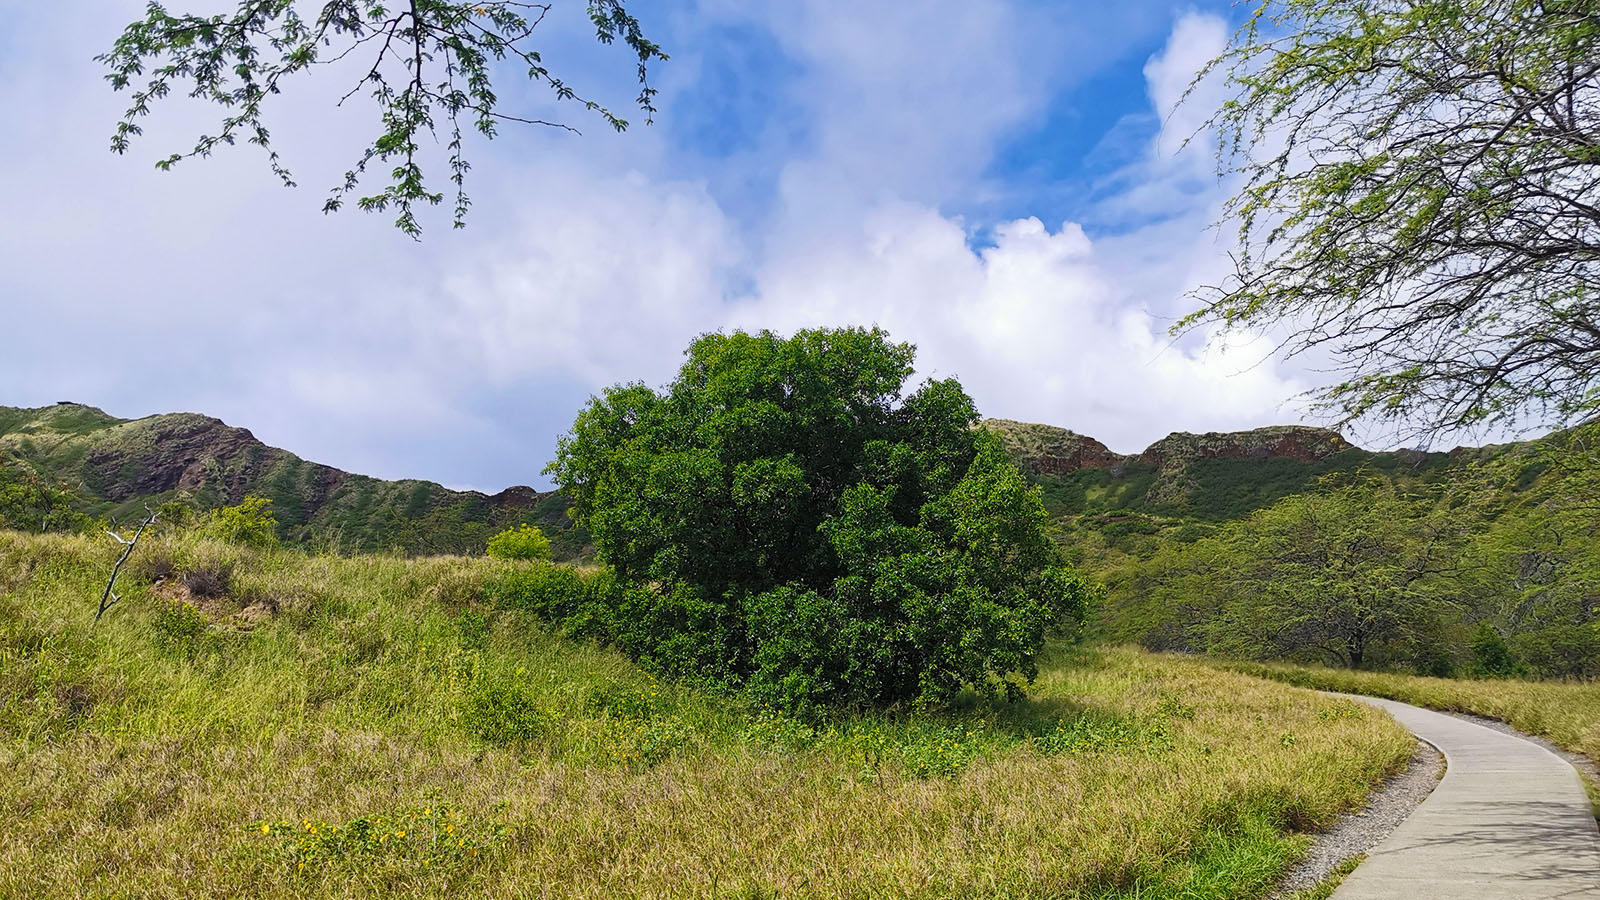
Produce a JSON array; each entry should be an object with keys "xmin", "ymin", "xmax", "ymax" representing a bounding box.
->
[{"xmin": 95, "ymin": 507, "xmax": 158, "ymax": 624}]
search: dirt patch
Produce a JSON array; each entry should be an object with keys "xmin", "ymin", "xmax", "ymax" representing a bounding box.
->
[
  {"xmin": 151, "ymin": 578, "xmax": 280, "ymax": 629},
  {"xmin": 234, "ymin": 595, "xmax": 280, "ymax": 627}
]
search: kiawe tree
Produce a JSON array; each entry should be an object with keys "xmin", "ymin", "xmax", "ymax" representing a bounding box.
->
[
  {"xmin": 100, "ymin": 1, "xmax": 665, "ymax": 236},
  {"xmin": 1205, "ymin": 478, "xmax": 1472, "ymax": 669},
  {"xmin": 547, "ymin": 327, "xmax": 1096, "ymax": 712},
  {"xmin": 1189, "ymin": 0, "xmax": 1600, "ymax": 436}
]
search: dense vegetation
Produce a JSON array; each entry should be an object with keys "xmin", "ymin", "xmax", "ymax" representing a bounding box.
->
[
  {"xmin": 6, "ymin": 395, "xmax": 1593, "ymax": 688},
  {"xmin": 0, "ymin": 528, "xmax": 1413, "ymax": 899},
  {"xmin": 548, "ymin": 328, "xmax": 1095, "ymax": 711},
  {"xmin": 1091, "ymin": 425, "xmax": 1600, "ymax": 679}
]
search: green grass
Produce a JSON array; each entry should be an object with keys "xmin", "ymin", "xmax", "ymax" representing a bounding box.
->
[
  {"xmin": 1213, "ymin": 659, "xmax": 1600, "ymax": 760},
  {"xmin": 0, "ymin": 529, "xmax": 1412, "ymax": 899}
]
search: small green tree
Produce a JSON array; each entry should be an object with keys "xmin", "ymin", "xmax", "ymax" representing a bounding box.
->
[
  {"xmin": 547, "ymin": 327, "xmax": 1095, "ymax": 711},
  {"xmin": 1468, "ymin": 622, "xmax": 1521, "ymax": 678},
  {"xmin": 205, "ymin": 495, "xmax": 279, "ymax": 547},
  {"xmin": 486, "ymin": 524, "xmax": 552, "ymax": 561},
  {"xmin": 0, "ymin": 459, "xmax": 91, "ymax": 533}
]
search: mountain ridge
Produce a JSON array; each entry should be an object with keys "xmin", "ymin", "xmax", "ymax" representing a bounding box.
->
[
  {"xmin": 0, "ymin": 402, "xmax": 1534, "ymax": 552},
  {"xmin": 0, "ymin": 402, "xmax": 581, "ymax": 557}
]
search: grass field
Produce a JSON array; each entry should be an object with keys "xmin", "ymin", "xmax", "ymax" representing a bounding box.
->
[
  {"xmin": 0, "ymin": 530, "xmax": 1412, "ymax": 899},
  {"xmin": 1215, "ymin": 660, "xmax": 1600, "ymax": 761}
]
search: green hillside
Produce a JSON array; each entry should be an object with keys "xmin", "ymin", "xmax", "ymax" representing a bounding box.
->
[
  {"xmin": 0, "ymin": 402, "xmax": 1544, "ymax": 567},
  {"xmin": 0, "ymin": 403, "xmax": 586, "ymax": 558}
]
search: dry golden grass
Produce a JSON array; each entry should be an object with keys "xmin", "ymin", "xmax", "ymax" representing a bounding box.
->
[
  {"xmin": 0, "ymin": 530, "xmax": 1412, "ymax": 899},
  {"xmin": 1215, "ymin": 659, "xmax": 1600, "ymax": 761}
]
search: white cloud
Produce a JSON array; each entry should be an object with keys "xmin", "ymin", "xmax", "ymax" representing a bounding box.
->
[
  {"xmin": 1144, "ymin": 11, "xmax": 1231, "ymax": 161},
  {"xmin": 424, "ymin": 167, "xmax": 742, "ymax": 388},
  {"xmin": 0, "ymin": 1, "xmax": 1319, "ymax": 489},
  {"xmin": 730, "ymin": 206, "xmax": 1301, "ymax": 454}
]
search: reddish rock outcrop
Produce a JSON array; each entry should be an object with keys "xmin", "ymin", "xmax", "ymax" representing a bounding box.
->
[
  {"xmin": 982, "ymin": 419, "xmax": 1123, "ymax": 476},
  {"xmin": 1138, "ymin": 426, "xmax": 1353, "ymax": 470}
]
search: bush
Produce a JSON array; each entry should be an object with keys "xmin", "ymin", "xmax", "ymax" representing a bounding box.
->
[
  {"xmin": 203, "ymin": 495, "xmax": 278, "ymax": 547},
  {"xmin": 182, "ymin": 566, "xmax": 231, "ymax": 600},
  {"xmin": 1468, "ymin": 622, "xmax": 1521, "ymax": 678},
  {"xmin": 547, "ymin": 327, "xmax": 1095, "ymax": 711},
  {"xmin": 485, "ymin": 524, "xmax": 551, "ymax": 561},
  {"xmin": 151, "ymin": 601, "xmax": 207, "ymax": 654},
  {"xmin": 485, "ymin": 563, "xmax": 590, "ymax": 620},
  {"xmin": 462, "ymin": 682, "xmax": 558, "ymax": 743}
]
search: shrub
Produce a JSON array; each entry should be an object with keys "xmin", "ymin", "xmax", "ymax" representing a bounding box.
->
[
  {"xmin": 1468, "ymin": 622, "xmax": 1521, "ymax": 678},
  {"xmin": 485, "ymin": 524, "xmax": 551, "ymax": 561},
  {"xmin": 151, "ymin": 601, "xmax": 207, "ymax": 654},
  {"xmin": 485, "ymin": 563, "xmax": 590, "ymax": 620},
  {"xmin": 461, "ymin": 682, "xmax": 558, "ymax": 743},
  {"xmin": 182, "ymin": 566, "xmax": 231, "ymax": 600},
  {"xmin": 547, "ymin": 327, "xmax": 1096, "ymax": 712},
  {"xmin": 203, "ymin": 496, "xmax": 278, "ymax": 547},
  {"xmin": 253, "ymin": 800, "xmax": 506, "ymax": 877}
]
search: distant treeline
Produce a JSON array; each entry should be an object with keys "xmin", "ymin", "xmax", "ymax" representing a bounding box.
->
[{"xmin": 1085, "ymin": 426, "xmax": 1600, "ymax": 679}]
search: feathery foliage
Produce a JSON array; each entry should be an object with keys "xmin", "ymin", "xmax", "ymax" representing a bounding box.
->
[
  {"xmin": 1189, "ymin": 0, "xmax": 1600, "ymax": 434},
  {"xmin": 99, "ymin": 1, "xmax": 666, "ymax": 235}
]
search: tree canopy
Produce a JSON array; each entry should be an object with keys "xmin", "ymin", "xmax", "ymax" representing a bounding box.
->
[
  {"xmin": 1205, "ymin": 477, "xmax": 1472, "ymax": 669},
  {"xmin": 1188, "ymin": 0, "xmax": 1600, "ymax": 436},
  {"xmin": 546, "ymin": 327, "xmax": 1095, "ymax": 712},
  {"xmin": 100, "ymin": 1, "xmax": 665, "ymax": 236}
]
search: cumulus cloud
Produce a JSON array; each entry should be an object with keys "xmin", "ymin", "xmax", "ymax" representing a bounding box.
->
[
  {"xmin": 731, "ymin": 206, "xmax": 1301, "ymax": 454},
  {"xmin": 0, "ymin": 1, "xmax": 1312, "ymax": 488},
  {"xmin": 424, "ymin": 167, "xmax": 742, "ymax": 388}
]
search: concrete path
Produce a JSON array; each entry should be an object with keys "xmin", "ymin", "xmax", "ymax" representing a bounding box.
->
[{"xmin": 1330, "ymin": 694, "xmax": 1600, "ymax": 899}]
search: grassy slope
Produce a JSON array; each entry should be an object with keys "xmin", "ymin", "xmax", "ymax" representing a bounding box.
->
[
  {"xmin": 1031, "ymin": 448, "xmax": 1464, "ymax": 522},
  {"xmin": 1214, "ymin": 660, "xmax": 1600, "ymax": 760},
  {"xmin": 0, "ymin": 404, "xmax": 587, "ymax": 558},
  {"xmin": 0, "ymin": 530, "xmax": 1413, "ymax": 900}
]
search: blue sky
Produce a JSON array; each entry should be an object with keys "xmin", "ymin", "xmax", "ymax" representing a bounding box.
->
[{"xmin": 0, "ymin": 0, "xmax": 1321, "ymax": 491}]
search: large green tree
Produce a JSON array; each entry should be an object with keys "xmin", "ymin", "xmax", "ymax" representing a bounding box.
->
[
  {"xmin": 101, "ymin": 1, "xmax": 665, "ymax": 235},
  {"xmin": 547, "ymin": 327, "xmax": 1094, "ymax": 711},
  {"xmin": 1204, "ymin": 478, "xmax": 1472, "ymax": 668},
  {"xmin": 1466, "ymin": 423, "xmax": 1600, "ymax": 675},
  {"xmin": 1188, "ymin": 0, "xmax": 1600, "ymax": 435}
]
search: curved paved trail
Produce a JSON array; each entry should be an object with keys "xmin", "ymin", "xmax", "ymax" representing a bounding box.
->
[{"xmin": 1330, "ymin": 695, "xmax": 1600, "ymax": 899}]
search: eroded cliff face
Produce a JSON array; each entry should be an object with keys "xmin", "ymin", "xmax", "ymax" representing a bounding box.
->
[
  {"xmin": 983, "ymin": 420, "xmax": 1123, "ymax": 476},
  {"xmin": 1136, "ymin": 427, "xmax": 1352, "ymax": 469},
  {"xmin": 0, "ymin": 403, "xmax": 563, "ymax": 555},
  {"xmin": 71, "ymin": 411, "xmax": 545, "ymax": 515},
  {"xmin": 79, "ymin": 413, "xmax": 312, "ymax": 502},
  {"xmin": 984, "ymin": 419, "xmax": 1354, "ymax": 477}
]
